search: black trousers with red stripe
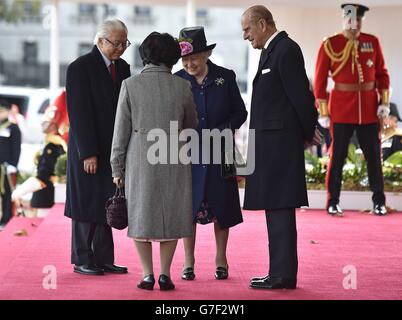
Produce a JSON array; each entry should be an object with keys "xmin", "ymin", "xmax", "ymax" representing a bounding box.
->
[{"xmin": 326, "ymin": 123, "xmax": 385, "ymax": 208}]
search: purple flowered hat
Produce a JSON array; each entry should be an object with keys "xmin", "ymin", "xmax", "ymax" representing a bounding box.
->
[{"xmin": 178, "ymin": 26, "xmax": 216, "ymax": 57}]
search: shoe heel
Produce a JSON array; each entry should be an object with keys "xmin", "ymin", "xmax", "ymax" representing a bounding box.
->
[
  {"xmin": 215, "ymin": 265, "xmax": 229, "ymax": 280},
  {"xmin": 159, "ymin": 274, "xmax": 175, "ymax": 291}
]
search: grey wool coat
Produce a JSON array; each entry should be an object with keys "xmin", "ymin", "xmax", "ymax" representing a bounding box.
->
[{"xmin": 110, "ymin": 64, "xmax": 198, "ymax": 239}]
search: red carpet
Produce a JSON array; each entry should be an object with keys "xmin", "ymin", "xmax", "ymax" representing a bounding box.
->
[
  {"xmin": 0, "ymin": 204, "xmax": 402, "ymax": 300},
  {"xmin": 0, "ymin": 216, "xmax": 43, "ymax": 280}
]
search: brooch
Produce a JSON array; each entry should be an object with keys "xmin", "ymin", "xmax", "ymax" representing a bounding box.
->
[
  {"xmin": 215, "ymin": 77, "xmax": 225, "ymax": 86},
  {"xmin": 366, "ymin": 59, "xmax": 374, "ymax": 68}
]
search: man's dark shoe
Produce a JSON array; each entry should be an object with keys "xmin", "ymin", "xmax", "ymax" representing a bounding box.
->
[
  {"xmin": 327, "ymin": 204, "xmax": 343, "ymax": 217},
  {"xmin": 250, "ymin": 276, "xmax": 296, "ymax": 290},
  {"xmin": 373, "ymin": 204, "xmax": 387, "ymax": 216},
  {"xmin": 250, "ymin": 274, "xmax": 270, "ymax": 282},
  {"xmin": 74, "ymin": 264, "xmax": 104, "ymax": 275},
  {"xmin": 98, "ymin": 264, "xmax": 128, "ymax": 274}
]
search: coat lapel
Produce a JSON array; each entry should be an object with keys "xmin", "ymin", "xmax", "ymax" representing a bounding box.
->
[
  {"xmin": 90, "ymin": 45, "xmax": 125, "ymax": 97},
  {"xmin": 253, "ymin": 31, "xmax": 288, "ymax": 83}
]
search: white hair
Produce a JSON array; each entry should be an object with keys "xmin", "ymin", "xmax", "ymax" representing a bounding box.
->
[{"xmin": 93, "ymin": 19, "xmax": 128, "ymax": 44}]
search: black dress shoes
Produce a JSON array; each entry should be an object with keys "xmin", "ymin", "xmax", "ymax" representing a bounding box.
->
[
  {"xmin": 137, "ymin": 274, "xmax": 155, "ymax": 290},
  {"xmin": 98, "ymin": 264, "xmax": 128, "ymax": 274},
  {"xmin": 250, "ymin": 274, "xmax": 269, "ymax": 282},
  {"xmin": 159, "ymin": 274, "xmax": 175, "ymax": 291},
  {"xmin": 327, "ymin": 204, "xmax": 343, "ymax": 217},
  {"xmin": 181, "ymin": 267, "xmax": 196, "ymax": 280},
  {"xmin": 373, "ymin": 204, "xmax": 387, "ymax": 216},
  {"xmin": 250, "ymin": 276, "xmax": 297, "ymax": 290},
  {"xmin": 74, "ymin": 264, "xmax": 104, "ymax": 276},
  {"xmin": 215, "ymin": 266, "xmax": 229, "ymax": 280}
]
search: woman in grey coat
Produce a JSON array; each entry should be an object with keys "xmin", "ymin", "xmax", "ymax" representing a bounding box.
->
[{"xmin": 110, "ymin": 32, "xmax": 198, "ymax": 291}]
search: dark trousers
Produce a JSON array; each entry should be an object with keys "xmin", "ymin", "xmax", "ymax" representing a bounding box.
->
[
  {"xmin": 265, "ymin": 208, "xmax": 298, "ymax": 279},
  {"xmin": 326, "ymin": 123, "xmax": 385, "ymax": 207},
  {"xmin": 0, "ymin": 175, "xmax": 12, "ymax": 225},
  {"xmin": 71, "ymin": 219, "xmax": 114, "ymax": 265}
]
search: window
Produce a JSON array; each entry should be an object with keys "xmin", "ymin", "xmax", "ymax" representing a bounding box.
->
[
  {"xmin": 23, "ymin": 41, "xmax": 38, "ymax": 65},
  {"xmin": 78, "ymin": 43, "xmax": 93, "ymax": 57},
  {"xmin": 196, "ymin": 9, "xmax": 211, "ymax": 26},
  {"xmin": 38, "ymin": 99, "xmax": 50, "ymax": 114},
  {"xmin": 0, "ymin": 95, "xmax": 29, "ymax": 116},
  {"xmin": 132, "ymin": 6, "xmax": 153, "ymax": 25},
  {"xmin": 22, "ymin": 0, "xmax": 42, "ymax": 23},
  {"xmin": 103, "ymin": 5, "xmax": 116, "ymax": 17},
  {"xmin": 196, "ymin": 9, "xmax": 208, "ymax": 19},
  {"xmin": 134, "ymin": 6, "xmax": 151, "ymax": 17},
  {"xmin": 79, "ymin": 4, "xmax": 96, "ymax": 16}
]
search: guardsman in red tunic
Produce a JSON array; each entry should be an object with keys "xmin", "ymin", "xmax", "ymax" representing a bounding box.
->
[
  {"xmin": 314, "ymin": 3, "xmax": 391, "ymax": 216},
  {"xmin": 43, "ymin": 90, "xmax": 69, "ymax": 143}
]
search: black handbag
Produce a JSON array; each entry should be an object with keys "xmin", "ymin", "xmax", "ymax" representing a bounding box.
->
[
  {"xmin": 221, "ymin": 144, "xmax": 246, "ymax": 179},
  {"xmin": 221, "ymin": 148, "xmax": 237, "ymax": 179},
  {"xmin": 105, "ymin": 186, "xmax": 128, "ymax": 230}
]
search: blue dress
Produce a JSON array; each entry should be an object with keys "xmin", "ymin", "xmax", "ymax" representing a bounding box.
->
[{"xmin": 175, "ymin": 60, "xmax": 248, "ymax": 228}]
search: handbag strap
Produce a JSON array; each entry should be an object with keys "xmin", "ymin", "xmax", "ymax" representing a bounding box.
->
[{"xmin": 115, "ymin": 186, "xmax": 125, "ymax": 198}]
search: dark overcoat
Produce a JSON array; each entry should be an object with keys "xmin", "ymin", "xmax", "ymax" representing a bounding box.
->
[
  {"xmin": 64, "ymin": 46, "xmax": 130, "ymax": 223},
  {"xmin": 243, "ymin": 31, "xmax": 318, "ymax": 211},
  {"xmin": 176, "ymin": 60, "xmax": 248, "ymax": 228}
]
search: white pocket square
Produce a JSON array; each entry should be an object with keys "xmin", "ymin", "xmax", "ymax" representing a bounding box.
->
[{"xmin": 262, "ymin": 68, "xmax": 271, "ymax": 74}]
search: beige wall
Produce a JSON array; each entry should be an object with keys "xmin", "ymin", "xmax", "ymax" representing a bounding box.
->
[{"xmin": 263, "ymin": 5, "xmax": 402, "ymax": 111}]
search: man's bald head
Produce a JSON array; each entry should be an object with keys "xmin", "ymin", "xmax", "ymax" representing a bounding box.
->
[
  {"xmin": 243, "ymin": 5, "xmax": 276, "ymax": 28},
  {"xmin": 241, "ymin": 5, "xmax": 277, "ymax": 50}
]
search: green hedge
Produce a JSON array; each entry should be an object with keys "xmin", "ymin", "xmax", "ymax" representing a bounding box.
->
[{"xmin": 305, "ymin": 145, "xmax": 402, "ymax": 193}]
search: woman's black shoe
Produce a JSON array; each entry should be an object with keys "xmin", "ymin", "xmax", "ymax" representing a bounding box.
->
[
  {"xmin": 137, "ymin": 274, "xmax": 155, "ymax": 290},
  {"xmin": 215, "ymin": 265, "xmax": 229, "ymax": 280},
  {"xmin": 159, "ymin": 274, "xmax": 175, "ymax": 291},
  {"xmin": 181, "ymin": 267, "xmax": 196, "ymax": 280}
]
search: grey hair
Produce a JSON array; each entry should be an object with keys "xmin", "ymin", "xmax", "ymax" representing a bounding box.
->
[{"xmin": 93, "ymin": 19, "xmax": 128, "ymax": 44}]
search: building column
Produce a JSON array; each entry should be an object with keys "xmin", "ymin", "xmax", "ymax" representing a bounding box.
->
[
  {"xmin": 186, "ymin": 0, "xmax": 197, "ymax": 27},
  {"xmin": 50, "ymin": 0, "xmax": 60, "ymax": 101}
]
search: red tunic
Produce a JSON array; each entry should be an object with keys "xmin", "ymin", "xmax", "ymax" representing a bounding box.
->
[
  {"xmin": 45, "ymin": 90, "xmax": 69, "ymax": 143},
  {"xmin": 314, "ymin": 32, "xmax": 390, "ymax": 124}
]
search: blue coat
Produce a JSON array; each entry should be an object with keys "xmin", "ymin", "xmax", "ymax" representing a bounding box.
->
[{"xmin": 176, "ymin": 60, "xmax": 248, "ymax": 228}]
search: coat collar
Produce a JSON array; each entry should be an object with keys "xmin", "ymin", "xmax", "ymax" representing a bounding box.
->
[
  {"xmin": 254, "ymin": 31, "xmax": 288, "ymax": 83},
  {"xmin": 91, "ymin": 45, "xmax": 109, "ymax": 70},
  {"xmin": 141, "ymin": 63, "xmax": 172, "ymax": 74},
  {"xmin": 266, "ymin": 30, "xmax": 288, "ymax": 54},
  {"xmin": 91, "ymin": 45, "xmax": 126, "ymax": 87}
]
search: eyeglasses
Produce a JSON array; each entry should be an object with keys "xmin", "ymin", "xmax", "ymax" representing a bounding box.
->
[{"xmin": 103, "ymin": 38, "xmax": 131, "ymax": 49}]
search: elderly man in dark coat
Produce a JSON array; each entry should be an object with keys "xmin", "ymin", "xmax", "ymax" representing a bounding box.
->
[
  {"xmin": 241, "ymin": 6, "xmax": 319, "ymax": 289},
  {"xmin": 65, "ymin": 19, "xmax": 131, "ymax": 275}
]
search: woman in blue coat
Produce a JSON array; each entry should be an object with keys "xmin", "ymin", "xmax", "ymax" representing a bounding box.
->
[{"xmin": 176, "ymin": 27, "xmax": 248, "ymax": 280}]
